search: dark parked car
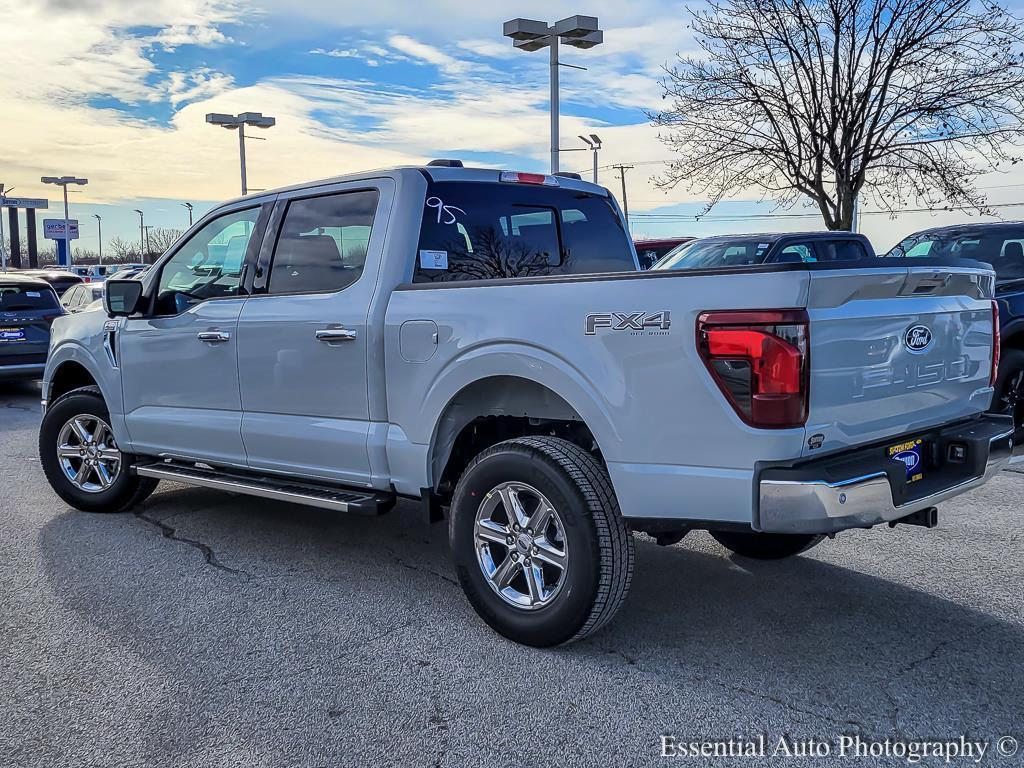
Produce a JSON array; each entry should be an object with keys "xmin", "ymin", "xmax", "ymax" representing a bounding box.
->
[
  {"xmin": 887, "ymin": 222, "xmax": 1024, "ymax": 437},
  {"xmin": 634, "ymin": 237, "xmax": 693, "ymax": 269},
  {"xmin": 653, "ymin": 231, "xmax": 876, "ymax": 270},
  {"xmin": 0, "ymin": 274, "xmax": 64, "ymax": 380},
  {"xmin": 13, "ymin": 268, "xmax": 84, "ymax": 297}
]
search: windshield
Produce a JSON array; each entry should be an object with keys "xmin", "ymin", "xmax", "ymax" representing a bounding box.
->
[
  {"xmin": 887, "ymin": 227, "xmax": 1024, "ymax": 281},
  {"xmin": 414, "ymin": 180, "xmax": 636, "ymax": 282},
  {"xmin": 653, "ymin": 238, "xmax": 774, "ymax": 270}
]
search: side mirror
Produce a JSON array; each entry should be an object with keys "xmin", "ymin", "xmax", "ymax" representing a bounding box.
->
[{"xmin": 104, "ymin": 279, "xmax": 144, "ymax": 317}]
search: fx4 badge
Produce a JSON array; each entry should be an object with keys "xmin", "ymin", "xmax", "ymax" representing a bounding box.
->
[{"xmin": 585, "ymin": 311, "xmax": 672, "ymax": 336}]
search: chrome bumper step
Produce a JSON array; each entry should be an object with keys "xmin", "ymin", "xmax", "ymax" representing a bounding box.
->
[{"xmin": 134, "ymin": 461, "xmax": 395, "ymax": 515}]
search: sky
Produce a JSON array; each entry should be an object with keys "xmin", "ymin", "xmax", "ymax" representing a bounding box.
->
[{"xmin": 2, "ymin": 0, "xmax": 1024, "ymax": 260}]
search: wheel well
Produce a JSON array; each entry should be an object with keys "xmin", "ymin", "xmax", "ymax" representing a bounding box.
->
[
  {"xmin": 432, "ymin": 376, "xmax": 600, "ymax": 499},
  {"xmin": 48, "ymin": 362, "xmax": 98, "ymax": 403},
  {"xmin": 1003, "ymin": 329, "xmax": 1024, "ymax": 353}
]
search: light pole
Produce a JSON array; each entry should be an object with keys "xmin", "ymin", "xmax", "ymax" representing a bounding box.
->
[
  {"xmin": 41, "ymin": 175, "xmax": 88, "ymax": 266},
  {"xmin": 205, "ymin": 112, "xmax": 276, "ymax": 195},
  {"xmin": 133, "ymin": 209, "xmax": 145, "ymax": 261},
  {"xmin": 0, "ymin": 184, "xmax": 11, "ymax": 272},
  {"xmin": 578, "ymin": 134, "xmax": 602, "ymax": 183},
  {"xmin": 182, "ymin": 202, "xmax": 193, "ymax": 227},
  {"xmin": 92, "ymin": 214, "xmax": 102, "ymax": 264},
  {"xmin": 504, "ymin": 16, "xmax": 603, "ymax": 174}
]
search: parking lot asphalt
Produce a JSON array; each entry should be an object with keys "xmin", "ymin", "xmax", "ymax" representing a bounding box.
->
[{"xmin": 2, "ymin": 379, "xmax": 1023, "ymax": 768}]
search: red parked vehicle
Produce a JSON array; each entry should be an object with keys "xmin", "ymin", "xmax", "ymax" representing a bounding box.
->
[{"xmin": 633, "ymin": 237, "xmax": 693, "ymax": 269}]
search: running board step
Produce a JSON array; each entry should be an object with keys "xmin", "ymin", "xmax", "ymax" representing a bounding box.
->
[{"xmin": 134, "ymin": 461, "xmax": 395, "ymax": 516}]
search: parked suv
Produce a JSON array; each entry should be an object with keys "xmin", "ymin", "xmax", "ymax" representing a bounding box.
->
[
  {"xmin": 38, "ymin": 165, "xmax": 1013, "ymax": 646},
  {"xmin": 654, "ymin": 232, "xmax": 876, "ymax": 270},
  {"xmin": 0, "ymin": 274, "xmax": 63, "ymax": 380},
  {"xmin": 887, "ymin": 222, "xmax": 1024, "ymax": 439}
]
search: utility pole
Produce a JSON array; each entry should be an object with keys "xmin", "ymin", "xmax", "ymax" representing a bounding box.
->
[{"xmin": 612, "ymin": 164, "xmax": 633, "ymax": 233}]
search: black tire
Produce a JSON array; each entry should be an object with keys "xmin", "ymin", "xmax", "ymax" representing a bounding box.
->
[
  {"xmin": 449, "ymin": 436, "xmax": 634, "ymax": 647},
  {"xmin": 711, "ymin": 530, "xmax": 824, "ymax": 560},
  {"xmin": 39, "ymin": 386, "xmax": 158, "ymax": 513},
  {"xmin": 991, "ymin": 348, "xmax": 1024, "ymax": 443}
]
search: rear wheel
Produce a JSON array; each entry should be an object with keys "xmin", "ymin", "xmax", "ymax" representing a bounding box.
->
[
  {"xmin": 991, "ymin": 348, "xmax": 1024, "ymax": 444},
  {"xmin": 39, "ymin": 386, "xmax": 158, "ymax": 513},
  {"xmin": 449, "ymin": 436, "xmax": 634, "ymax": 647},
  {"xmin": 711, "ymin": 530, "xmax": 824, "ymax": 560}
]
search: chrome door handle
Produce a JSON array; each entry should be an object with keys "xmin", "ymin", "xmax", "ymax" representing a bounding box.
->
[
  {"xmin": 196, "ymin": 330, "xmax": 230, "ymax": 343},
  {"xmin": 315, "ymin": 328, "xmax": 357, "ymax": 342}
]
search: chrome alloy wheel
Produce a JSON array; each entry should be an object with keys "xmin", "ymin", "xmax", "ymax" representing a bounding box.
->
[
  {"xmin": 56, "ymin": 415, "xmax": 122, "ymax": 493},
  {"xmin": 474, "ymin": 481, "xmax": 569, "ymax": 610}
]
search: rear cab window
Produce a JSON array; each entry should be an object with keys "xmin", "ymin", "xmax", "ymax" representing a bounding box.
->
[
  {"xmin": 413, "ymin": 180, "xmax": 636, "ymax": 282},
  {"xmin": 0, "ymin": 284, "xmax": 59, "ymax": 311}
]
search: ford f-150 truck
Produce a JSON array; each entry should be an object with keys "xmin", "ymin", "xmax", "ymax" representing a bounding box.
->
[{"xmin": 38, "ymin": 164, "xmax": 1015, "ymax": 647}]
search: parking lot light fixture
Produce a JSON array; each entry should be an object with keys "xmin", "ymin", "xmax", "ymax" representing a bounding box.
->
[
  {"xmin": 182, "ymin": 202, "xmax": 194, "ymax": 227},
  {"xmin": 92, "ymin": 214, "xmax": 102, "ymax": 264},
  {"xmin": 504, "ymin": 15, "xmax": 604, "ymax": 173},
  {"xmin": 578, "ymin": 134, "xmax": 602, "ymax": 183},
  {"xmin": 205, "ymin": 112, "xmax": 277, "ymax": 195},
  {"xmin": 133, "ymin": 209, "xmax": 145, "ymax": 260},
  {"xmin": 41, "ymin": 175, "xmax": 88, "ymax": 266}
]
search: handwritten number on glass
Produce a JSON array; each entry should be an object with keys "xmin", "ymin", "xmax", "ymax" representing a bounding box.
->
[{"xmin": 426, "ymin": 196, "xmax": 466, "ymax": 225}]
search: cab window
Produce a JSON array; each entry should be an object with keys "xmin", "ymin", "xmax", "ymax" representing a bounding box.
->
[
  {"xmin": 267, "ymin": 190, "xmax": 379, "ymax": 295},
  {"xmin": 154, "ymin": 207, "xmax": 260, "ymax": 315}
]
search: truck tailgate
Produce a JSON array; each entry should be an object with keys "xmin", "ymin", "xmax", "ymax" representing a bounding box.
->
[{"xmin": 804, "ymin": 265, "xmax": 996, "ymax": 457}]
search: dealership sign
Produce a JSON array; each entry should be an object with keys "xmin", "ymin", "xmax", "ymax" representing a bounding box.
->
[
  {"xmin": 0, "ymin": 197, "xmax": 48, "ymax": 209},
  {"xmin": 43, "ymin": 219, "xmax": 79, "ymax": 240}
]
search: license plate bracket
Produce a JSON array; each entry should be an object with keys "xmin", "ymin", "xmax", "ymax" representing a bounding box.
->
[
  {"xmin": 0, "ymin": 328, "xmax": 25, "ymax": 343},
  {"xmin": 888, "ymin": 438, "xmax": 926, "ymax": 484}
]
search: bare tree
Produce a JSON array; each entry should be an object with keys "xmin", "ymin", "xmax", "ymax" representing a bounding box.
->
[
  {"xmin": 107, "ymin": 236, "xmax": 141, "ymax": 262},
  {"xmin": 652, "ymin": 0, "xmax": 1024, "ymax": 229},
  {"xmin": 145, "ymin": 227, "xmax": 184, "ymax": 258}
]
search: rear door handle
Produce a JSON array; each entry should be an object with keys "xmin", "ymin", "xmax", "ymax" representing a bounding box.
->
[
  {"xmin": 315, "ymin": 328, "xmax": 357, "ymax": 343},
  {"xmin": 197, "ymin": 330, "xmax": 230, "ymax": 343}
]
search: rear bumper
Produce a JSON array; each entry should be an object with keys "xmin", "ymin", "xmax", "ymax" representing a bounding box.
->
[{"xmin": 758, "ymin": 414, "xmax": 1015, "ymax": 534}]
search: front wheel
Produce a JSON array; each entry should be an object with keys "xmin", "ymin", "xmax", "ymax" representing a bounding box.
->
[
  {"xmin": 449, "ymin": 437, "xmax": 634, "ymax": 647},
  {"xmin": 39, "ymin": 386, "xmax": 158, "ymax": 513},
  {"xmin": 711, "ymin": 530, "xmax": 824, "ymax": 560}
]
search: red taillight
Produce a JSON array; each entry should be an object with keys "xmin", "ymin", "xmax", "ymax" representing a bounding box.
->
[
  {"xmin": 697, "ymin": 309, "xmax": 809, "ymax": 429},
  {"xmin": 991, "ymin": 299, "xmax": 1001, "ymax": 387}
]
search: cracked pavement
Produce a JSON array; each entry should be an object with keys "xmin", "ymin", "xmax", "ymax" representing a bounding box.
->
[{"xmin": 2, "ymin": 379, "xmax": 1023, "ymax": 767}]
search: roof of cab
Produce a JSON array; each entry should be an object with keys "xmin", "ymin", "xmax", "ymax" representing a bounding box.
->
[
  {"xmin": 901, "ymin": 221, "xmax": 1024, "ymax": 238},
  {"xmin": 218, "ymin": 165, "xmax": 610, "ymax": 208}
]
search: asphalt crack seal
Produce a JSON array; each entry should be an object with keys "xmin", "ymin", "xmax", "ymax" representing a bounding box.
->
[{"xmin": 134, "ymin": 510, "xmax": 251, "ymax": 580}]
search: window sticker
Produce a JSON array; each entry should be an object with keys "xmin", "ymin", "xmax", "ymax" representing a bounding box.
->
[
  {"xmin": 419, "ymin": 249, "xmax": 449, "ymax": 270},
  {"xmin": 26, "ymin": 291, "xmax": 41, "ymax": 297}
]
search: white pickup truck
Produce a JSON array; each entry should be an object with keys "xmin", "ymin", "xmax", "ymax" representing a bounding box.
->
[{"xmin": 39, "ymin": 164, "xmax": 1014, "ymax": 646}]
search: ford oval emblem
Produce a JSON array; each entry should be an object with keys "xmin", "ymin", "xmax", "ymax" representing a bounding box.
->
[{"xmin": 905, "ymin": 325, "xmax": 933, "ymax": 352}]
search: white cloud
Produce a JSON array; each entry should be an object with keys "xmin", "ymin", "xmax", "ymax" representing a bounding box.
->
[
  {"xmin": 387, "ymin": 34, "xmax": 469, "ymax": 75},
  {"xmin": 309, "ymin": 47, "xmax": 360, "ymax": 58}
]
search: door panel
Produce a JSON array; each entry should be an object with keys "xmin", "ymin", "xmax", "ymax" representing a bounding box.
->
[
  {"xmin": 238, "ymin": 184, "xmax": 388, "ymax": 486},
  {"xmin": 120, "ymin": 299, "xmax": 247, "ymax": 464},
  {"xmin": 118, "ymin": 203, "xmax": 268, "ymax": 465}
]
